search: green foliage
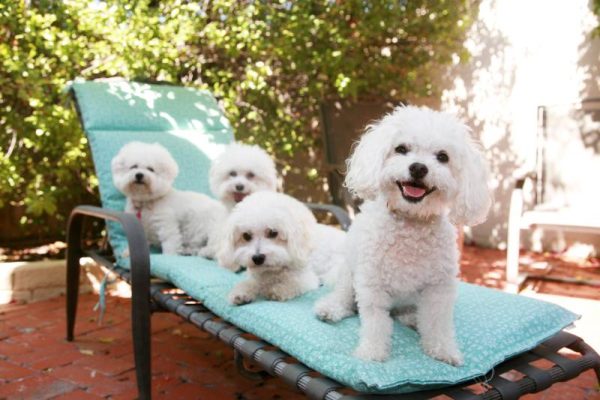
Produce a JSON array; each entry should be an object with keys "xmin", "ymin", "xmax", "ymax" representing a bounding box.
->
[
  {"xmin": 0, "ymin": 0, "xmax": 476, "ymax": 242},
  {"xmin": 593, "ymin": 0, "xmax": 600, "ymax": 37}
]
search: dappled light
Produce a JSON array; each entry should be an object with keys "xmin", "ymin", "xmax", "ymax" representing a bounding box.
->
[{"xmin": 106, "ymin": 80, "xmax": 162, "ymax": 110}]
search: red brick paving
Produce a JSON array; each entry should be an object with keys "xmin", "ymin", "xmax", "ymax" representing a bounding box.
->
[
  {"xmin": 0, "ymin": 245, "xmax": 598, "ymax": 399},
  {"xmin": 460, "ymin": 245, "xmax": 600, "ymax": 300},
  {"xmin": 0, "ymin": 293, "xmax": 303, "ymax": 399}
]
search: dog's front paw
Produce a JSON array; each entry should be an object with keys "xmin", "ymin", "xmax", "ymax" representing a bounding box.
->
[
  {"xmin": 422, "ymin": 341, "xmax": 463, "ymax": 366},
  {"xmin": 314, "ymin": 297, "xmax": 354, "ymax": 322},
  {"xmin": 228, "ymin": 289, "xmax": 255, "ymax": 305},
  {"xmin": 353, "ymin": 340, "xmax": 390, "ymax": 362}
]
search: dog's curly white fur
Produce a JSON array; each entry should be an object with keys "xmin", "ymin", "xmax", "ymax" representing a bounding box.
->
[
  {"xmin": 112, "ymin": 141, "xmax": 226, "ymax": 257},
  {"xmin": 209, "ymin": 143, "xmax": 279, "ymax": 210},
  {"xmin": 218, "ymin": 192, "xmax": 344, "ymax": 304},
  {"xmin": 314, "ymin": 106, "xmax": 492, "ymax": 365}
]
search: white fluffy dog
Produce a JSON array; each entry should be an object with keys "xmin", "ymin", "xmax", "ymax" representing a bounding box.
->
[
  {"xmin": 112, "ymin": 141, "xmax": 227, "ymax": 256},
  {"xmin": 314, "ymin": 106, "xmax": 492, "ymax": 365},
  {"xmin": 209, "ymin": 143, "xmax": 279, "ymax": 210},
  {"xmin": 218, "ymin": 192, "xmax": 345, "ymax": 304}
]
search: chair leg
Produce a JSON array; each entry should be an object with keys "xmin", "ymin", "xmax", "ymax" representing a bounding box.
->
[
  {"xmin": 131, "ymin": 259, "xmax": 152, "ymax": 399},
  {"xmin": 132, "ymin": 304, "xmax": 152, "ymax": 400},
  {"xmin": 66, "ymin": 213, "xmax": 84, "ymax": 341},
  {"xmin": 506, "ymin": 188, "xmax": 524, "ymax": 293}
]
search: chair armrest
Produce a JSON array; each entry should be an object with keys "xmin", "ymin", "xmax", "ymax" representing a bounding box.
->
[
  {"xmin": 66, "ymin": 205, "xmax": 150, "ymax": 294},
  {"xmin": 66, "ymin": 205, "xmax": 152, "ymax": 386},
  {"xmin": 305, "ymin": 203, "xmax": 352, "ymax": 231}
]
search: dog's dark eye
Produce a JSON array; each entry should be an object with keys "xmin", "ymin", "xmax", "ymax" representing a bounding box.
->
[
  {"xmin": 267, "ymin": 229, "xmax": 278, "ymax": 239},
  {"xmin": 246, "ymin": 172, "xmax": 255, "ymax": 179},
  {"xmin": 130, "ymin": 164, "xmax": 138, "ymax": 170},
  {"xmin": 147, "ymin": 167, "xmax": 155, "ymax": 172},
  {"xmin": 395, "ymin": 144, "xmax": 409, "ymax": 154},
  {"xmin": 242, "ymin": 232, "xmax": 252, "ymax": 242},
  {"xmin": 229, "ymin": 171, "xmax": 237, "ymax": 177},
  {"xmin": 436, "ymin": 151, "xmax": 449, "ymax": 163}
]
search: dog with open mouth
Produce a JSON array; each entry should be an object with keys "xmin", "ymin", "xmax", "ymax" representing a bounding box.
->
[
  {"xmin": 314, "ymin": 105, "xmax": 492, "ymax": 365},
  {"xmin": 209, "ymin": 143, "xmax": 279, "ymax": 210}
]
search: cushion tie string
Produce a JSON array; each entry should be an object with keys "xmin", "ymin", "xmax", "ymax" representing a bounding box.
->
[{"xmin": 93, "ymin": 271, "xmax": 117, "ymax": 325}]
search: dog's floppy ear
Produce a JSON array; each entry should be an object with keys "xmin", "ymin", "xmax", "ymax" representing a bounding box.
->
[
  {"xmin": 111, "ymin": 143, "xmax": 133, "ymax": 175},
  {"xmin": 449, "ymin": 131, "xmax": 493, "ymax": 226},
  {"xmin": 285, "ymin": 204, "xmax": 317, "ymax": 268},
  {"xmin": 345, "ymin": 120, "xmax": 392, "ymax": 200},
  {"xmin": 208, "ymin": 159, "xmax": 221, "ymax": 198},
  {"xmin": 216, "ymin": 217, "xmax": 241, "ymax": 271},
  {"xmin": 208, "ymin": 144, "xmax": 229, "ymax": 197},
  {"xmin": 152, "ymin": 143, "xmax": 179, "ymax": 183}
]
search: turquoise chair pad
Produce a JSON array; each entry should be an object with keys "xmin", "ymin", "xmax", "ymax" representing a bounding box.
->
[{"xmin": 151, "ymin": 256, "xmax": 578, "ymax": 394}]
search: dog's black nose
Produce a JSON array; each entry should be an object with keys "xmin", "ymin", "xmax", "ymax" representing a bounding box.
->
[
  {"xmin": 251, "ymin": 254, "xmax": 266, "ymax": 266},
  {"xmin": 409, "ymin": 163, "xmax": 428, "ymax": 179},
  {"xmin": 135, "ymin": 172, "xmax": 144, "ymax": 182},
  {"xmin": 235, "ymin": 184, "xmax": 245, "ymax": 192}
]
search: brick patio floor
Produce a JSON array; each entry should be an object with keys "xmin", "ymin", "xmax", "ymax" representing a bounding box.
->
[{"xmin": 1, "ymin": 245, "xmax": 599, "ymax": 399}]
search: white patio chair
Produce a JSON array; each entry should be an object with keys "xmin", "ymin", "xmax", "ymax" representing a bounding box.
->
[{"xmin": 506, "ymin": 98, "xmax": 600, "ymax": 292}]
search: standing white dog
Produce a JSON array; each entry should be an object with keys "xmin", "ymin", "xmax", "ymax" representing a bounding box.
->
[
  {"xmin": 111, "ymin": 141, "xmax": 226, "ymax": 256},
  {"xmin": 218, "ymin": 192, "xmax": 324, "ymax": 304},
  {"xmin": 314, "ymin": 106, "xmax": 492, "ymax": 365},
  {"xmin": 209, "ymin": 143, "xmax": 279, "ymax": 210}
]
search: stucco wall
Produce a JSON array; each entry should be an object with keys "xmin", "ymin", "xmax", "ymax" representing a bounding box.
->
[{"xmin": 441, "ymin": 0, "xmax": 600, "ymax": 251}]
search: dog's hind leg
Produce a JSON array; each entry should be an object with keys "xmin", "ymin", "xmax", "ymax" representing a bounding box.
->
[
  {"xmin": 155, "ymin": 214, "xmax": 183, "ymax": 255},
  {"xmin": 196, "ymin": 237, "xmax": 216, "ymax": 259},
  {"xmin": 314, "ymin": 267, "xmax": 355, "ymax": 322}
]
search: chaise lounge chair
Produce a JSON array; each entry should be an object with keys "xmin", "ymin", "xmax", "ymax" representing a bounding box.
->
[{"xmin": 66, "ymin": 80, "xmax": 600, "ymax": 400}]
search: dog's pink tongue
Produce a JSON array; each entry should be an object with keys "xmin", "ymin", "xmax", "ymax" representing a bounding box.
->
[
  {"xmin": 233, "ymin": 193, "xmax": 247, "ymax": 203},
  {"xmin": 403, "ymin": 185, "xmax": 426, "ymax": 198}
]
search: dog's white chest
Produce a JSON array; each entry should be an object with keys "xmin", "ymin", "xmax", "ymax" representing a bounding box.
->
[{"xmin": 351, "ymin": 208, "xmax": 459, "ymax": 296}]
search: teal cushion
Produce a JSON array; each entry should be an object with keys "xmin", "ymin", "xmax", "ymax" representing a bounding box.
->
[
  {"xmin": 156, "ymin": 258, "xmax": 577, "ymax": 394},
  {"xmin": 70, "ymin": 81, "xmax": 234, "ymax": 260},
  {"xmin": 72, "ymin": 80, "xmax": 232, "ymax": 132}
]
